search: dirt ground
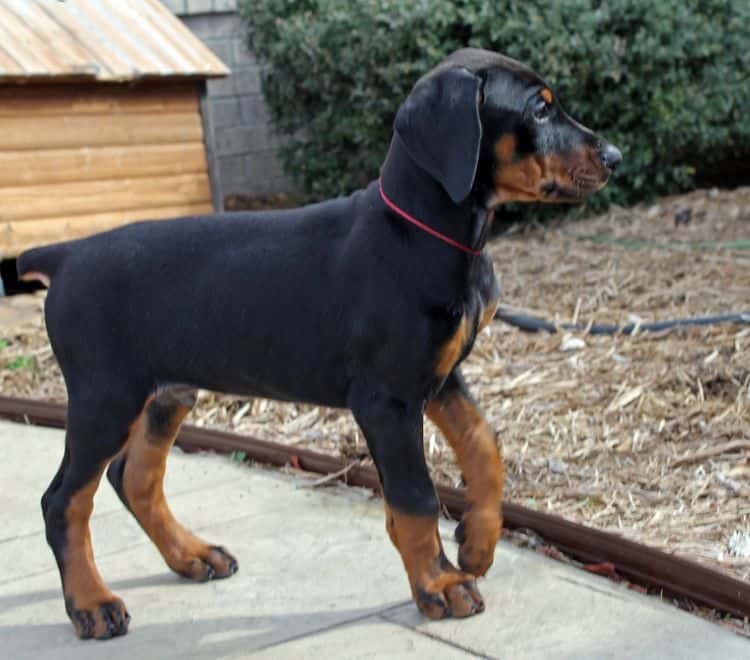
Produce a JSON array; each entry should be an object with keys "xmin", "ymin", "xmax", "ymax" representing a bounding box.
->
[{"xmin": 2, "ymin": 186, "xmax": 749, "ymax": 586}]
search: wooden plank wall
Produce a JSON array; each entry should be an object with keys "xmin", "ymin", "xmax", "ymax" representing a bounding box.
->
[{"xmin": 0, "ymin": 82, "xmax": 214, "ymax": 255}]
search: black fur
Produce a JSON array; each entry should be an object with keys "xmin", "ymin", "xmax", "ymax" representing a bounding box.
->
[{"xmin": 18, "ymin": 48, "xmax": 620, "ymax": 635}]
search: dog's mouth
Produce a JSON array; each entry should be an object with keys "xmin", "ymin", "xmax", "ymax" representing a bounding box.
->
[
  {"xmin": 540, "ymin": 170, "xmax": 608, "ymax": 203},
  {"xmin": 535, "ymin": 143, "xmax": 614, "ymax": 204},
  {"xmin": 491, "ymin": 150, "xmax": 612, "ymax": 205}
]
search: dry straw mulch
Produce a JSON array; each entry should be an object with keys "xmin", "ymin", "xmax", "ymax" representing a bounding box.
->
[{"xmin": 2, "ymin": 187, "xmax": 749, "ymax": 584}]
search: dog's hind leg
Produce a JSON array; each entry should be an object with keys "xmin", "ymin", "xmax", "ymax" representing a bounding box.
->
[
  {"xmin": 107, "ymin": 386, "xmax": 238, "ymax": 582},
  {"xmin": 426, "ymin": 368, "xmax": 504, "ymax": 577},
  {"xmin": 44, "ymin": 390, "xmax": 143, "ymax": 640}
]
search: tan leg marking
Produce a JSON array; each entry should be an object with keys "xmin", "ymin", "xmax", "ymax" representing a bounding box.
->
[
  {"xmin": 120, "ymin": 389, "xmax": 237, "ymax": 581},
  {"xmin": 426, "ymin": 392, "xmax": 504, "ymax": 576},
  {"xmin": 385, "ymin": 505, "xmax": 484, "ymax": 619},
  {"xmin": 64, "ymin": 467, "xmax": 129, "ymax": 639}
]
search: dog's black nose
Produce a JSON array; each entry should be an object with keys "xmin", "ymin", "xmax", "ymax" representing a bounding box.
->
[{"xmin": 599, "ymin": 142, "xmax": 622, "ymax": 172}]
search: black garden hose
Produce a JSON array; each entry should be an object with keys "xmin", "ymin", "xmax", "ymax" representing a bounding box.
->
[
  {"xmin": 565, "ymin": 233, "xmax": 750, "ymax": 252},
  {"xmin": 494, "ymin": 309, "xmax": 750, "ymax": 335}
]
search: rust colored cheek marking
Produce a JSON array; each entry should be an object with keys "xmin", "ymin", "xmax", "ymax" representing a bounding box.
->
[
  {"xmin": 426, "ymin": 393, "xmax": 504, "ymax": 576},
  {"xmin": 493, "ymin": 133, "xmax": 545, "ymax": 204},
  {"xmin": 540, "ymin": 87, "xmax": 553, "ymax": 104},
  {"xmin": 494, "ymin": 154, "xmax": 544, "ymax": 203},
  {"xmin": 63, "ymin": 469, "xmax": 118, "ymax": 612},
  {"xmin": 435, "ymin": 316, "xmax": 469, "ymax": 379}
]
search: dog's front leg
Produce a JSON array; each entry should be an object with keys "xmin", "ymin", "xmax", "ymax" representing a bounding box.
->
[
  {"xmin": 427, "ymin": 369, "xmax": 504, "ymax": 577},
  {"xmin": 350, "ymin": 381, "xmax": 484, "ymax": 619}
]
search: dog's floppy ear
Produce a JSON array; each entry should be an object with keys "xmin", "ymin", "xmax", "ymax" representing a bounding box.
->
[{"xmin": 394, "ymin": 67, "xmax": 483, "ymax": 204}]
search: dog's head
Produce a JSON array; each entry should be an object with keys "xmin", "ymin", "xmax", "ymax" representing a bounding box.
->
[{"xmin": 394, "ymin": 48, "xmax": 621, "ymax": 205}]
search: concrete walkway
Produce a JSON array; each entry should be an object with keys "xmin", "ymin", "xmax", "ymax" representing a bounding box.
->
[{"xmin": 0, "ymin": 420, "xmax": 747, "ymax": 659}]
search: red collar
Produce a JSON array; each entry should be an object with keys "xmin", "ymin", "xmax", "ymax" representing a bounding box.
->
[{"xmin": 378, "ymin": 178, "xmax": 481, "ymax": 255}]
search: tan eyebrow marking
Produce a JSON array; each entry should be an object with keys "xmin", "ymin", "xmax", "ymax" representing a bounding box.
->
[{"xmin": 541, "ymin": 87, "xmax": 553, "ymax": 104}]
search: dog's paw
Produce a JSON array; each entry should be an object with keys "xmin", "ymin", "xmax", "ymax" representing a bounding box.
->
[
  {"xmin": 176, "ymin": 545, "xmax": 238, "ymax": 582},
  {"xmin": 455, "ymin": 517, "xmax": 499, "ymax": 577},
  {"xmin": 66, "ymin": 597, "xmax": 130, "ymax": 640},
  {"xmin": 415, "ymin": 574, "xmax": 485, "ymax": 620}
]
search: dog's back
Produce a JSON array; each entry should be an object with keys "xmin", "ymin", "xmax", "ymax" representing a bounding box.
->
[{"xmin": 18, "ymin": 193, "xmax": 384, "ymax": 406}]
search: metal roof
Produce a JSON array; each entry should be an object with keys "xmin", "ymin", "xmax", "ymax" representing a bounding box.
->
[{"xmin": 0, "ymin": 0, "xmax": 229, "ymax": 83}]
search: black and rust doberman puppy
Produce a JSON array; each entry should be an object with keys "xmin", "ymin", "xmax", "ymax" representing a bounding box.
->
[{"xmin": 18, "ymin": 48, "xmax": 620, "ymax": 640}]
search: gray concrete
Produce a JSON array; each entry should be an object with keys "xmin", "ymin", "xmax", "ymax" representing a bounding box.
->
[
  {"xmin": 0, "ymin": 419, "xmax": 748, "ymax": 659},
  {"xmin": 161, "ymin": 1, "xmax": 296, "ymax": 206}
]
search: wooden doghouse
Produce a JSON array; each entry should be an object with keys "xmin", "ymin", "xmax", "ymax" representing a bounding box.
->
[{"xmin": 0, "ymin": 0, "xmax": 228, "ymax": 257}]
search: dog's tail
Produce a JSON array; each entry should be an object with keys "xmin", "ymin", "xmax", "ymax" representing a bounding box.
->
[{"xmin": 16, "ymin": 243, "xmax": 71, "ymax": 289}]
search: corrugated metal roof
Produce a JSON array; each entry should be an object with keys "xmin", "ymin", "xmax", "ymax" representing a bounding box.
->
[{"xmin": 0, "ymin": 0, "xmax": 229, "ymax": 83}]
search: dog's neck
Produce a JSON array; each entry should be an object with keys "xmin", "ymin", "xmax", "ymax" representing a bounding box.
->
[{"xmin": 379, "ymin": 134, "xmax": 491, "ymax": 256}]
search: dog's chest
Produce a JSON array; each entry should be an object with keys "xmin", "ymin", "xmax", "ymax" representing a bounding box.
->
[{"xmin": 433, "ymin": 257, "xmax": 500, "ymax": 380}]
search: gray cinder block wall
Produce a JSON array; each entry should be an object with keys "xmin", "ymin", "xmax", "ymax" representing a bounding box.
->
[{"xmin": 162, "ymin": 0, "xmax": 295, "ymax": 210}]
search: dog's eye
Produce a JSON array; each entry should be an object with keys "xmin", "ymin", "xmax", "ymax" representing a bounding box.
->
[{"xmin": 533, "ymin": 98, "xmax": 551, "ymax": 122}]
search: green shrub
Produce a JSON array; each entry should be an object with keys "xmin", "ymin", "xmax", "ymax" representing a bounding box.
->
[{"xmin": 242, "ymin": 0, "xmax": 750, "ymax": 212}]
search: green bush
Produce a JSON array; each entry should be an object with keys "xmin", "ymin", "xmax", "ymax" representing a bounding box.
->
[{"xmin": 242, "ymin": 0, "xmax": 750, "ymax": 211}]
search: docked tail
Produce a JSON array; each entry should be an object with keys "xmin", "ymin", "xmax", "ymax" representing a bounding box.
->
[{"xmin": 16, "ymin": 243, "xmax": 70, "ymax": 288}]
